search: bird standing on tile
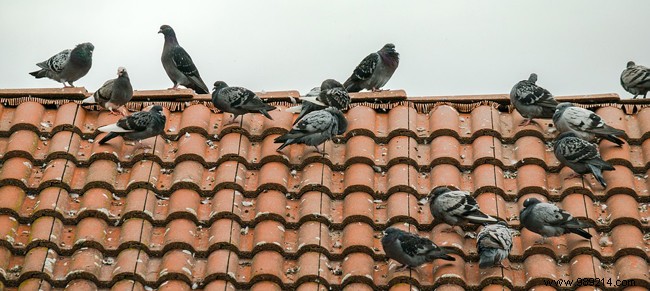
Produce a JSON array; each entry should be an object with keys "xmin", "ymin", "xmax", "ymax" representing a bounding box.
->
[
  {"xmin": 274, "ymin": 107, "xmax": 347, "ymax": 153},
  {"xmin": 29, "ymin": 42, "xmax": 94, "ymax": 87},
  {"xmin": 510, "ymin": 73, "xmax": 558, "ymax": 126},
  {"xmin": 287, "ymin": 79, "xmax": 350, "ymax": 125},
  {"xmin": 519, "ymin": 197, "xmax": 593, "ymax": 244},
  {"xmin": 620, "ymin": 61, "xmax": 650, "ymax": 99},
  {"xmin": 82, "ymin": 67, "xmax": 133, "ymax": 116},
  {"xmin": 381, "ymin": 227, "xmax": 455, "ymax": 270},
  {"xmin": 477, "ymin": 221, "xmax": 513, "ymax": 269},
  {"xmin": 554, "ymin": 131, "xmax": 614, "ymax": 188},
  {"xmin": 429, "ymin": 187, "xmax": 497, "ymax": 234},
  {"xmin": 553, "ymin": 102, "xmax": 626, "ymax": 146},
  {"xmin": 159, "ymin": 25, "xmax": 209, "ymax": 94},
  {"xmin": 97, "ymin": 105, "xmax": 166, "ymax": 146},
  {"xmin": 211, "ymin": 81, "xmax": 277, "ymax": 124},
  {"xmin": 343, "ymin": 43, "xmax": 399, "ymax": 92}
]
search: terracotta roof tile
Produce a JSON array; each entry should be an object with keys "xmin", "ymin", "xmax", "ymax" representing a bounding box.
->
[{"xmin": 0, "ymin": 89, "xmax": 648, "ymax": 290}]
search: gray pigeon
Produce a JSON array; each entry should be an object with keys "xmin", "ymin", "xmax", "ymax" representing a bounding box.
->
[
  {"xmin": 621, "ymin": 61, "xmax": 650, "ymax": 99},
  {"xmin": 510, "ymin": 73, "xmax": 558, "ymax": 126},
  {"xmin": 29, "ymin": 42, "xmax": 94, "ymax": 87},
  {"xmin": 477, "ymin": 221, "xmax": 513, "ymax": 269},
  {"xmin": 429, "ymin": 187, "xmax": 497, "ymax": 231},
  {"xmin": 554, "ymin": 131, "xmax": 614, "ymax": 188},
  {"xmin": 344, "ymin": 43, "xmax": 399, "ymax": 92},
  {"xmin": 288, "ymin": 79, "xmax": 351, "ymax": 125},
  {"xmin": 159, "ymin": 25, "xmax": 209, "ymax": 94},
  {"xmin": 381, "ymin": 227, "xmax": 455, "ymax": 269},
  {"xmin": 82, "ymin": 67, "xmax": 133, "ymax": 115},
  {"xmin": 519, "ymin": 197, "xmax": 593, "ymax": 244},
  {"xmin": 98, "ymin": 105, "xmax": 166, "ymax": 145},
  {"xmin": 553, "ymin": 102, "xmax": 626, "ymax": 146},
  {"xmin": 211, "ymin": 81, "xmax": 277, "ymax": 124},
  {"xmin": 274, "ymin": 107, "xmax": 347, "ymax": 153}
]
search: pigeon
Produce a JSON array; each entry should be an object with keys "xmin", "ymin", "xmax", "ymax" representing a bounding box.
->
[
  {"xmin": 275, "ymin": 107, "xmax": 347, "ymax": 153},
  {"xmin": 287, "ymin": 79, "xmax": 351, "ymax": 125},
  {"xmin": 519, "ymin": 197, "xmax": 593, "ymax": 244},
  {"xmin": 211, "ymin": 81, "xmax": 277, "ymax": 124},
  {"xmin": 621, "ymin": 61, "xmax": 650, "ymax": 99},
  {"xmin": 98, "ymin": 105, "xmax": 166, "ymax": 146},
  {"xmin": 82, "ymin": 67, "xmax": 133, "ymax": 115},
  {"xmin": 381, "ymin": 227, "xmax": 455, "ymax": 269},
  {"xmin": 553, "ymin": 102, "xmax": 626, "ymax": 146},
  {"xmin": 510, "ymin": 73, "xmax": 558, "ymax": 126},
  {"xmin": 554, "ymin": 131, "xmax": 615, "ymax": 188},
  {"xmin": 159, "ymin": 25, "xmax": 209, "ymax": 94},
  {"xmin": 429, "ymin": 186, "xmax": 497, "ymax": 232},
  {"xmin": 29, "ymin": 42, "xmax": 94, "ymax": 87},
  {"xmin": 343, "ymin": 43, "xmax": 399, "ymax": 92},
  {"xmin": 477, "ymin": 221, "xmax": 513, "ymax": 269}
]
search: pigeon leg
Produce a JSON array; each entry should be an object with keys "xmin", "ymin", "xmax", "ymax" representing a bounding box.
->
[
  {"xmin": 644, "ymin": 92, "xmax": 648, "ymax": 99},
  {"xmin": 63, "ymin": 82, "xmax": 74, "ymax": 88},
  {"xmin": 633, "ymin": 94, "xmax": 639, "ymax": 99},
  {"xmin": 168, "ymin": 84, "xmax": 180, "ymax": 90}
]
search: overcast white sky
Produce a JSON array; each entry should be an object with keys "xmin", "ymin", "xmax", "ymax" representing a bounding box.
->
[{"xmin": 1, "ymin": 0, "xmax": 649, "ymax": 98}]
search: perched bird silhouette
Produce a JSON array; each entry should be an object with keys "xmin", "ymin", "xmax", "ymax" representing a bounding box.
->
[
  {"xmin": 29, "ymin": 42, "xmax": 94, "ymax": 87},
  {"xmin": 82, "ymin": 67, "xmax": 133, "ymax": 116},
  {"xmin": 554, "ymin": 131, "xmax": 614, "ymax": 188},
  {"xmin": 159, "ymin": 25, "xmax": 209, "ymax": 94},
  {"xmin": 510, "ymin": 73, "xmax": 558, "ymax": 126},
  {"xmin": 477, "ymin": 221, "xmax": 513, "ymax": 269},
  {"xmin": 275, "ymin": 107, "xmax": 347, "ymax": 153},
  {"xmin": 520, "ymin": 197, "xmax": 594, "ymax": 244},
  {"xmin": 621, "ymin": 61, "xmax": 650, "ymax": 99},
  {"xmin": 553, "ymin": 102, "xmax": 626, "ymax": 146},
  {"xmin": 98, "ymin": 105, "xmax": 166, "ymax": 147},
  {"xmin": 211, "ymin": 81, "xmax": 277, "ymax": 125},
  {"xmin": 344, "ymin": 43, "xmax": 399, "ymax": 92},
  {"xmin": 429, "ymin": 186, "xmax": 497, "ymax": 233},
  {"xmin": 381, "ymin": 227, "xmax": 455, "ymax": 270}
]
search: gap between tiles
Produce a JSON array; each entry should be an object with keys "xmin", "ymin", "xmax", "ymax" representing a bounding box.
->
[
  {"xmin": 488, "ymin": 105, "xmax": 507, "ymax": 288},
  {"xmin": 37, "ymin": 104, "xmax": 81, "ymax": 290},
  {"xmin": 579, "ymin": 179, "xmax": 599, "ymax": 280}
]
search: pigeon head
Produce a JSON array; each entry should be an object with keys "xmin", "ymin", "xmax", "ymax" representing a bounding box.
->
[
  {"xmin": 528, "ymin": 73, "xmax": 538, "ymax": 83},
  {"xmin": 213, "ymin": 81, "xmax": 229, "ymax": 92},
  {"xmin": 522, "ymin": 197, "xmax": 542, "ymax": 208},
  {"xmin": 555, "ymin": 102, "xmax": 573, "ymax": 113},
  {"xmin": 74, "ymin": 42, "xmax": 94, "ymax": 57},
  {"xmin": 627, "ymin": 61, "xmax": 636, "ymax": 68},
  {"xmin": 117, "ymin": 67, "xmax": 128, "ymax": 77},
  {"xmin": 320, "ymin": 79, "xmax": 343, "ymax": 91},
  {"xmin": 150, "ymin": 105, "xmax": 164, "ymax": 114},
  {"xmin": 158, "ymin": 25, "xmax": 176, "ymax": 37},
  {"xmin": 381, "ymin": 43, "xmax": 396, "ymax": 52},
  {"xmin": 430, "ymin": 186, "xmax": 451, "ymax": 198},
  {"xmin": 325, "ymin": 107, "xmax": 348, "ymax": 135},
  {"xmin": 382, "ymin": 227, "xmax": 403, "ymax": 238}
]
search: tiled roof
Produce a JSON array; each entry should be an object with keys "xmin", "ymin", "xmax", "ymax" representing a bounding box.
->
[{"xmin": 0, "ymin": 88, "xmax": 648, "ymax": 290}]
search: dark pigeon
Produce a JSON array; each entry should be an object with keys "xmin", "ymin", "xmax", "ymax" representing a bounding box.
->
[
  {"xmin": 344, "ymin": 43, "xmax": 399, "ymax": 92},
  {"xmin": 98, "ymin": 105, "xmax": 166, "ymax": 145},
  {"xmin": 554, "ymin": 131, "xmax": 614, "ymax": 188},
  {"xmin": 621, "ymin": 61, "xmax": 650, "ymax": 99},
  {"xmin": 82, "ymin": 67, "xmax": 133, "ymax": 115},
  {"xmin": 275, "ymin": 107, "xmax": 347, "ymax": 153},
  {"xmin": 211, "ymin": 81, "xmax": 277, "ymax": 124},
  {"xmin": 159, "ymin": 25, "xmax": 209, "ymax": 94},
  {"xmin": 510, "ymin": 73, "xmax": 558, "ymax": 126},
  {"xmin": 29, "ymin": 42, "xmax": 94, "ymax": 87},
  {"xmin": 520, "ymin": 197, "xmax": 593, "ymax": 244},
  {"xmin": 553, "ymin": 102, "xmax": 626, "ymax": 146},
  {"xmin": 429, "ymin": 187, "xmax": 497, "ymax": 231},
  {"xmin": 381, "ymin": 227, "xmax": 455, "ymax": 269},
  {"xmin": 477, "ymin": 221, "xmax": 513, "ymax": 268},
  {"xmin": 289, "ymin": 79, "xmax": 350, "ymax": 125}
]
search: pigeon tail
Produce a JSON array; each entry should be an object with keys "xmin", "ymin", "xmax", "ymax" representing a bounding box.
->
[
  {"xmin": 426, "ymin": 248, "xmax": 455, "ymax": 261},
  {"xmin": 567, "ymin": 227, "xmax": 592, "ymax": 240},
  {"xmin": 602, "ymin": 134, "xmax": 625, "ymax": 146},
  {"xmin": 98, "ymin": 123, "xmax": 134, "ymax": 133},
  {"xmin": 82, "ymin": 95, "xmax": 97, "ymax": 104},
  {"xmin": 29, "ymin": 70, "xmax": 47, "ymax": 79},
  {"xmin": 286, "ymin": 105, "xmax": 302, "ymax": 113},
  {"xmin": 300, "ymin": 96, "xmax": 328, "ymax": 107},
  {"xmin": 260, "ymin": 109, "xmax": 274, "ymax": 120},
  {"xmin": 464, "ymin": 210, "xmax": 498, "ymax": 224},
  {"xmin": 587, "ymin": 164, "xmax": 608, "ymax": 188},
  {"xmin": 99, "ymin": 132, "xmax": 120, "ymax": 145}
]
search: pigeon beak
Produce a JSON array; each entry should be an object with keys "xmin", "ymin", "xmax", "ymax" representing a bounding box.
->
[{"xmin": 158, "ymin": 29, "xmax": 163, "ymax": 34}]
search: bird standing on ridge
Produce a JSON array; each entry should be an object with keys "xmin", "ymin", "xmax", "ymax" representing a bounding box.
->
[
  {"xmin": 344, "ymin": 43, "xmax": 399, "ymax": 92},
  {"xmin": 429, "ymin": 187, "xmax": 497, "ymax": 234},
  {"xmin": 29, "ymin": 42, "xmax": 94, "ymax": 87},
  {"xmin": 98, "ymin": 105, "xmax": 166, "ymax": 147},
  {"xmin": 510, "ymin": 73, "xmax": 558, "ymax": 126},
  {"xmin": 381, "ymin": 227, "xmax": 455, "ymax": 271},
  {"xmin": 211, "ymin": 81, "xmax": 277, "ymax": 125},
  {"xmin": 275, "ymin": 107, "xmax": 347, "ymax": 153},
  {"xmin": 553, "ymin": 102, "xmax": 626, "ymax": 146},
  {"xmin": 288, "ymin": 79, "xmax": 350, "ymax": 125},
  {"xmin": 159, "ymin": 25, "xmax": 209, "ymax": 94},
  {"xmin": 82, "ymin": 67, "xmax": 133, "ymax": 116},
  {"xmin": 554, "ymin": 131, "xmax": 614, "ymax": 188},
  {"xmin": 621, "ymin": 61, "xmax": 650, "ymax": 99},
  {"xmin": 519, "ymin": 197, "xmax": 594, "ymax": 244}
]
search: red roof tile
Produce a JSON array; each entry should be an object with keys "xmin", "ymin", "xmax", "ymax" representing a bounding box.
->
[{"xmin": 0, "ymin": 88, "xmax": 648, "ymax": 290}]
